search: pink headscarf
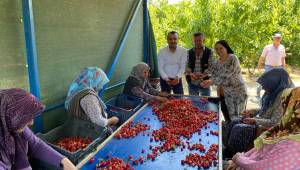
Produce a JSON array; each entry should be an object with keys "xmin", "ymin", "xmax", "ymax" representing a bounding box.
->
[{"xmin": 0, "ymin": 88, "xmax": 44, "ymax": 169}]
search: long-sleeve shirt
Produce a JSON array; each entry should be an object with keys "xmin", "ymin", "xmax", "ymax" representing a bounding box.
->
[
  {"xmin": 0, "ymin": 127, "xmax": 64, "ymax": 170},
  {"xmin": 255, "ymin": 90, "xmax": 285, "ymax": 128},
  {"xmin": 131, "ymin": 83, "xmax": 160, "ymax": 101},
  {"xmin": 158, "ymin": 46, "xmax": 187, "ymax": 80},
  {"xmin": 80, "ymin": 94, "xmax": 108, "ymax": 127},
  {"xmin": 211, "ymin": 54, "xmax": 247, "ymax": 119},
  {"xmin": 123, "ymin": 77, "xmax": 160, "ymax": 101}
]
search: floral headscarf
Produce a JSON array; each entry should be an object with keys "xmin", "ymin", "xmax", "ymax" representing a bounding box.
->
[
  {"xmin": 254, "ymin": 87, "xmax": 300, "ymax": 149},
  {"xmin": 65, "ymin": 67, "xmax": 109, "ymax": 109}
]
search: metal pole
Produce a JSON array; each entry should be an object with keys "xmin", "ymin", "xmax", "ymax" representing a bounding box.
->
[
  {"xmin": 100, "ymin": 0, "xmax": 143, "ymax": 97},
  {"xmin": 143, "ymin": 0, "xmax": 149, "ymax": 63},
  {"xmin": 22, "ymin": 0, "xmax": 43, "ymax": 132}
]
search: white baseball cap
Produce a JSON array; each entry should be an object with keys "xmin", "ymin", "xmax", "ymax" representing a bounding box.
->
[{"xmin": 272, "ymin": 33, "xmax": 282, "ymax": 38}]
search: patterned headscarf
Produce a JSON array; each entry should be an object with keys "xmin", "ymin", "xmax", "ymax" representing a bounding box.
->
[
  {"xmin": 254, "ymin": 87, "xmax": 300, "ymax": 149},
  {"xmin": 129, "ymin": 62, "xmax": 150, "ymax": 88},
  {"xmin": 257, "ymin": 68, "xmax": 294, "ymax": 115},
  {"xmin": 0, "ymin": 88, "xmax": 44, "ymax": 169},
  {"xmin": 65, "ymin": 67, "xmax": 109, "ymax": 109}
]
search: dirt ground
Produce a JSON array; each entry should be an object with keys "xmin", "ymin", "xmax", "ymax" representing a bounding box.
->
[{"xmin": 181, "ymin": 69, "xmax": 300, "ymax": 109}]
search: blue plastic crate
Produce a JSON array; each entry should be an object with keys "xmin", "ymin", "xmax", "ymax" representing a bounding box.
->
[
  {"xmin": 105, "ymin": 94, "xmax": 144, "ymax": 125},
  {"xmin": 105, "ymin": 94, "xmax": 143, "ymax": 112}
]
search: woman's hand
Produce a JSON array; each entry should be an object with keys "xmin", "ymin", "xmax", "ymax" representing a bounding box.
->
[
  {"xmin": 156, "ymin": 96, "xmax": 168, "ymax": 102},
  {"xmin": 240, "ymin": 110, "xmax": 251, "ymax": 118},
  {"xmin": 191, "ymin": 73, "xmax": 206, "ymax": 81},
  {"xmin": 200, "ymin": 80, "xmax": 213, "ymax": 88},
  {"xmin": 108, "ymin": 116, "xmax": 119, "ymax": 126},
  {"xmin": 241, "ymin": 109, "xmax": 256, "ymax": 118},
  {"xmin": 243, "ymin": 118, "xmax": 256, "ymax": 125},
  {"xmin": 159, "ymin": 91, "xmax": 170, "ymax": 97},
  {"xmin": 61, "ymin": 158, "xmax": 77, "ymax": 170},
  {"xmin": 232, "ymin": 152, "xmax": 243, "ymax": 162},
  {"xmin": 171, "ymin": 77, "xmax": 180, "ymax": 85},
  {"xmin": 226, "ymin": 160, "xmax": 237, "ymax": 170},
  {"xmin": 166, "ymin": 80, "xmax": 173, "ymax": 86}
]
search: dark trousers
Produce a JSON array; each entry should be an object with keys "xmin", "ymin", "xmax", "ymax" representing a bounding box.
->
[
  {"xmin": 220, "ymin": 95, "xmax": 230, "ymax": 122},
  {"xmin": 160, "ymin": 77, "xmax": 184, "ymax": 94}
]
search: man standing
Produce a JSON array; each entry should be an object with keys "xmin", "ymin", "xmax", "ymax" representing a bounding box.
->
[
  {"xmin": 185, "ymin": 32, "xmax": 213, "ymax": 96},
  {"xmin": 158, "ymin": 31, "xmax": 187, "ymax": 94},
  {"xmin": 256, "ymin": 33, "xmax": 286, "ymax": 97}
]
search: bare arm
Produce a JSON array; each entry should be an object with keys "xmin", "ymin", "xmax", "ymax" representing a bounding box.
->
[
  {"xmin": 281, "ymin": 57, "xmax": 286, "ymax": 67},
  {"xmin": 257, "ymin": 57, "xmax": 265, "ymax": 70}
]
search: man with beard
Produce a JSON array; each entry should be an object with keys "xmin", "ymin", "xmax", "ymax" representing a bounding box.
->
[
  {"xmin": 158, "ymin": 31, "xmax": 187, "ymax": 94},
  {"xmin": 185, "ymin": 32, "xmax": 213, "ymax": 96}
]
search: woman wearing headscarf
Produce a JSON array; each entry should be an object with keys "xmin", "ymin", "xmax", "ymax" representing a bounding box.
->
[
  {"xmin": 65, "ymin": 67, "xmax": 119, "ymax": 128},
  {"xmin": 226, "ymin": 87, "xmax": 300, "ymax": 170},
  {"xmin": 224, "ymin": 68, "xmax": 294, "ymax": 158},
  {"xmin": 0, "ymin": 88, "xmax": 76, "ymax": 170},
  {"xmin": 123, "ymin": 62, "xmax": 169, "ymax": 102},
  {"xmin": 201, "ymin": 40, "xmax": 247, "ymax": 122}
]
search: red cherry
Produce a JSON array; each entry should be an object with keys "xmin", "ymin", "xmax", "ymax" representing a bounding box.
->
[
  {"xmin": 114, "ymin": 121, "xmax": 150, "ymax": 139},
  {"xmin": 89, "ymin": 158, "xmax": 94, "ymax": 163},
  {"xmin": 139, "ymin": 156, "xmax": 143, "ymax": 161},
  {"xmin": 54, "ymin": 136, "xmax": 92, "ymax": 152},
  {"xmin": 132, "ymin": 160, "xmax": 139, "ymax": 165}
]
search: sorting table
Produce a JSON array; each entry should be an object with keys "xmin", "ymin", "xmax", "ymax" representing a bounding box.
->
[{"xmin": 77, "ymin": 95, "xmax": 221, "ymax": 170}]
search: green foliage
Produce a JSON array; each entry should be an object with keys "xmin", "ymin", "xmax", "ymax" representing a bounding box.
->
[{"xmin": 149, "ymin": 0, "xmax": 300, "ymax": 71}]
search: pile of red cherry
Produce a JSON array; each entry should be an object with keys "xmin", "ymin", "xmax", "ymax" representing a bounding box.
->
[
  {"xmin": 149, "ymin": 99, "xmax": 218, "ymax": 168},
  {"xmin": 55, "ymin": 136, "xmax": 92, "ymax": 152},
  {"xmin": 190, "ymin": 143, "xmax": 206, "ymax": 152},
  {"xmin": 94, "ymin": 157, "xmax": 134, "ymax": 170},
  {"xmin": 114, "ymin": 121, "xmax": 150, "ymax": 139},
  {"xmin": 90, "ymin": 98, "xmax": 218, "ymax": 169},
  {"xmin": 182, "ymin": 144, "xmax": 218, "ymax": 168}
]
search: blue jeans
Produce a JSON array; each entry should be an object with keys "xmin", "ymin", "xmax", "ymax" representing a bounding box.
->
[
  {"xmin": 264, "ymin": 65, "xmax": 282, "ymax": 72},
  {"xmin": 160, "ymin": 77, "xmax": 184, "ymax": 94},
  {"xmin": 256, "ymin": 65, "xmax": 282, "ymax": 96},
  {"xmin": 188, "ymin": 83, "xmax": 211, "ymax": 96}
]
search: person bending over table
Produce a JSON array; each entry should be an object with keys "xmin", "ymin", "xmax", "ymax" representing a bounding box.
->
[
  {"xmin": 123, "ymin": 62, "xmax": 169, "ymax": 102},
  {"xmin": 65, "ymin": 67, "xmax": 119, "ymax": 128}
]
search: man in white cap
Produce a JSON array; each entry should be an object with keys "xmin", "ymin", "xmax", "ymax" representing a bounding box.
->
[{"xmin": 256, "ymin": 33, "xmax": 286, "ymax": 97}]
